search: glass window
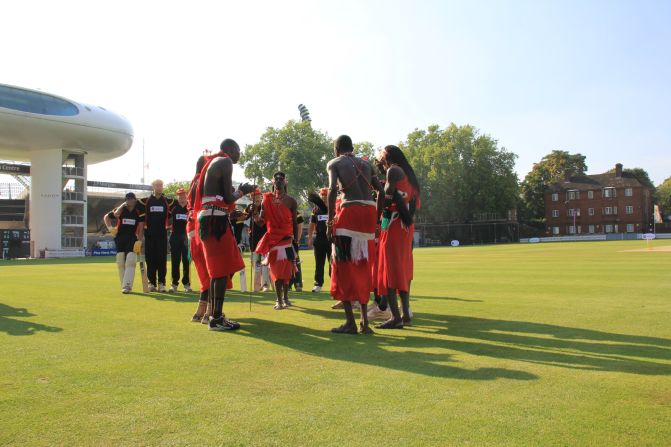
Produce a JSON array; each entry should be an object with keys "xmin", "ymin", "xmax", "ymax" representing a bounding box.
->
[
  {"xmin": 588, "ymin": 208, "xmax": 595, "ymax": 216},
  {"xmin": 587, "ymin": 190, "xmax": 594, "ymax": 199},
  {"xmin": 568, "ymin": 190, "xmax": 579, "ymax": 200},
  {"xmin": 605, "ymin": 224, "xmax": 613, "ymax": 233},
  {"xmin": 625, "ymin": 206, "xmax": 633, "ymax": 215},
  {"xmin": 552, "ymin": 210, "xmax": 559, "ymax": 218},
  {"xmin": 0, "ymin": 85, "xmax": 79, "ymax": 116},
  {"xmin": 551, "ymin": 193, "xmax": 559, "ymax": 202},
  {"xmin": 625, "ymin": 188, "xmax": 633, "ymax": 197},
  {"xmin": 552, "ymin": 227, "xmax": 559, "ymax": 235},
  {"xmin": 626, "ymin": 224, "xmax": 635, "ymax": 232},
  {"xmin": 568, "ymin": 225, "xmax": 576, "ymax": 234},
  {"xmin": 588, "ymin": 225, "xmax": 595, "ymax": 234},
  {"xmin": 604, "ymin": 207, "xmax": 613, "ymax": 215},
  {"xmin": 603, "ymin": 188, "xmax": 616, "ymax": 198}
]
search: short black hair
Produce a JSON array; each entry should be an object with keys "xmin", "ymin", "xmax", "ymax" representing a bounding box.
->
[
  {"xmin": 273, "ymin": 171, "xmax": 286, "ymax": 180},
  {"xmin": 335, "ymin": 135, "xmax": 353, "ymax": 154},
  {"xmin": 220, "ymin": 138, "xmax": 239, "ymax": 152}
]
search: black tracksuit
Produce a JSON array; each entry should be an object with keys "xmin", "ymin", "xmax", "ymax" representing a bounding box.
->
[
  {"xmin": 139, "ymin": 194, "xmax": 174, "ymax": 287},
  {"xmin": 310, "ymin": 207, "xmax": 331, "ymax": 287},
  {"xmin": 170, "ymin": 203, "xmax": 189, "ymax": 287}
]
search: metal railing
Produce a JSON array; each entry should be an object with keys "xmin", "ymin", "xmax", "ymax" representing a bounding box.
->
[
  {"xmin": 62, "ymin": 166, "xmax": 85, "ymax": 177},
  {"xmin": 62, "ymin": 191, "xmax": 85, "ymax": 201},
  {"xmin": 0, "ymin": 183, "xmax": 27, "ymax": 199},
  {"xmin": 62, "ymin": 236, "xmax": 84, "ymax": 248},
  {"xmin": 62, "ymin": 215, "xmax": 84, "ymax": 225}
]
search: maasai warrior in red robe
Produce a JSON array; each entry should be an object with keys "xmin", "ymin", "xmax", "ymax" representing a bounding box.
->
[
  {"xmin": 194, "ymin": 139, "xmax": 255, "ymax": 331},
  {"xmin": 186, "ymin": 155, "xmax": 213, "ymax": 323},
  {"xmin": 375, "ymin": 145, "xmax": 420, "ymax": 329},
  {"xmin": 255, "ymin": 172, "xmax": 298, "ymax": 309},
  {"xmin": 326, "ymin": 135, "xmax": 385, "ymax": 334}
]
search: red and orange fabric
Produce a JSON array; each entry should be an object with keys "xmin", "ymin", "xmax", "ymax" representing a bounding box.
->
[
  {"xmin": 255, "ymin": 192, "xmax": 296, "ymax": 284},
  {"xmin": 193, "ymin": 153, "xmax": 243, "ymax": 285},
  {"xmin": 377, "ymin": 177, "xmax": 419, "ymax": 293},
  {"xmin": 330, "ymin": 201, "xmax": 377, "ymax": 304}
]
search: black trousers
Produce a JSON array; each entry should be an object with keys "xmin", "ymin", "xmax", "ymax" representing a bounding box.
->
[
  {"xmin": 313, "ymin": 240, "xmax": 332, "ymax": 286},
  {"xmin": 145, "ymin": 233, "xmax": 168, "ymax": 286},
  {"xmin": 290, "ymin": 248, "xmax": 303, "ymax": 289},
  {"xmin": 170, "ymin": 233, "xmax": 190, "ymax": 286}
]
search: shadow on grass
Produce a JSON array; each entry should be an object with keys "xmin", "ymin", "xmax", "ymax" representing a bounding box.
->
[
  {"xmin": 129, "ymin": 291, "xmax": 200, "ymax": 303},
  {"xmin": 237, "ymin": 317, "xmax": 538, "ymax": 381},
  {"xmin": 416, "ymin": 313, "xmax": 671, "ymax": 376},
  {"xmin": 272, "ymin": 306, "xmax": 671, "ymax": 377},
  {"xmin": 249, "ymin": 291, "xmax": 483, "ymax": 304},
  {"xmin": 0, "ymin": 303, "xmax": 63, "ymax": 336}
]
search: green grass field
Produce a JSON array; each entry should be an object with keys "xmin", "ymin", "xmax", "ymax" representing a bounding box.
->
[{"xmin": 1, "ymin": 240, "xmax": 670, "ymax": 446}]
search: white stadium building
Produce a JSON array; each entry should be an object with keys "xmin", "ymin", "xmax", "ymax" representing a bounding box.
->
[{"xmin": 0, "ymin": 83, "xmax": 134, "ymax": 257}]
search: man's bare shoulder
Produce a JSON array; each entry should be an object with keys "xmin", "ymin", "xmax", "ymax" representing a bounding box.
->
[
  {"xmin": 209, "ymin": 156, "xmax": 233, "ymax": 169},
  {"xmin": 327, "ymin": 157, "xmax": 342, "ymax": 170}
]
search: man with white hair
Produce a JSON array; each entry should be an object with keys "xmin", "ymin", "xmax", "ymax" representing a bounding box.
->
[
  {"xmin": 104, "ymin": 192, "xmax": 144, "ymax": 294},
  {"xmin": 138, "ymin": 179, "xmax": 175, "ymax": 292}
]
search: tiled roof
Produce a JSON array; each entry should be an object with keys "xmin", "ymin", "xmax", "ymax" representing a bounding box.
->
[{"xmin": 547, "ymin": 172, "xmax": 645, "ymax": 192}]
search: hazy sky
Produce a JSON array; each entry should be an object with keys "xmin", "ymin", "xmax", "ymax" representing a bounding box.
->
[{"xmin": 2, "ymin": 0, "xmax": 670, "ymax": 186}]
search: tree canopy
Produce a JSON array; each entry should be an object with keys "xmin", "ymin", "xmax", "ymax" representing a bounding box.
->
[
  {"xmin": 240, "ymin": 120, "xmax": 333, "ymax": 200},
  {"xmin": 657, "ymin": 176, "xmax": 671, "ymax": 219},
  {"xmin": 520, "ymin": 150, "xmax": 588, "ymax": 223},
  {"xmin": 402, "ymin": 124, "xmax": 518, "ymax": 223}
]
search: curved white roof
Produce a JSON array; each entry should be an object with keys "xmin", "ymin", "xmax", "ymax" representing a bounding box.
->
[{"xmin": 0, "ymin": 84, "xmax": 133, "ymax": 163}]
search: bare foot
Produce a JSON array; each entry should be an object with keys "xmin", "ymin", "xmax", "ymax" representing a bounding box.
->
[
  {"xmin": 359, "ymin": 322, "xmax": 375, "ymax": 335},
  {"xmin": 331, "ymin": 324, "xmax": 358, "ymax": 334},
  {"xmin": 375, "ymin": 318, "xmax": 404, "ymax": 329}
]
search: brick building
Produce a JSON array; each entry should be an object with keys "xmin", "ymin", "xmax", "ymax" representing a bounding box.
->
[{"xmin": 544, "ymin": 164, "xmax": 654, "ymax": 236}]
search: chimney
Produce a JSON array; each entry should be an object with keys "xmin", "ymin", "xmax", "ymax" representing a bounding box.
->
[{"xmin": 615, "ymin": 163, "xmax": 623, "ymax": 177}]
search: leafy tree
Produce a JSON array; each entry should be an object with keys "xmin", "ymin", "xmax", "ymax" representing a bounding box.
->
[
  {"xmin": 163, "ymin": 180, "xmax": 191, "ymax": 198},
  {"xmin": 520, "ymin": 150, "xmax": 587, "ymax": 223},
  {"xmin": 353, "ymin": 141, "xmax": 377, "ymax": 161},
  {"xmin": 606, "ymin": 166, "xmax": 655, "ymax": 190},
  {"xmin": 240, "ymin": 120, "xmax": 333, "ymax": 200},
  {"xmin": 657, "ymin": 176, "xmax": 671, "ymax": 219},
  {"xmin": 402, "ymin": 124, "xmax": 518, "ymax": 223}
]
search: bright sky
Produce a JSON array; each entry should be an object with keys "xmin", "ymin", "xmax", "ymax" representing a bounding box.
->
[{"xmin": 2, "ymin": 0, "xmax": 670, "ymax": 186}]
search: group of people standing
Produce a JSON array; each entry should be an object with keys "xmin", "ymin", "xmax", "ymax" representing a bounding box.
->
[
  {"xmin": 104, "ymin": 179, "xmax": 191, "ymax": 294},
  {"xmin": 105, "ymin": 135, "xmax": 419, "ymax": 334}
]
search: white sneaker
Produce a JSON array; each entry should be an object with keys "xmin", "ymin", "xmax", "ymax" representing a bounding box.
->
[
  {"xmin": 312, "ymin": 285, "xmax": 322, "ymax": 293},
  {"xmin": 169, "ymin": 284, "xmax": 178, "ymax": 293},
  {"xmin": 261, "ymin": 285, "xmax": 269, "ymax": 292},
  {"xmin": 368, "ymin": 304, "xmax": 392, "ymax": 321},
  {"xmin": 184, "ymin": 284, "xmax": 193, "ymax": 292},
  {"xmin": 148, "ymin": 284, "xmax": 157, "ymax": 292},
  {"xmin": 121, "ymin": 287, "xmax": 131, "ymax": 294},
  {"xmin": 158, "ymin": 283, "xmax": 167, "ymax": 293}
]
